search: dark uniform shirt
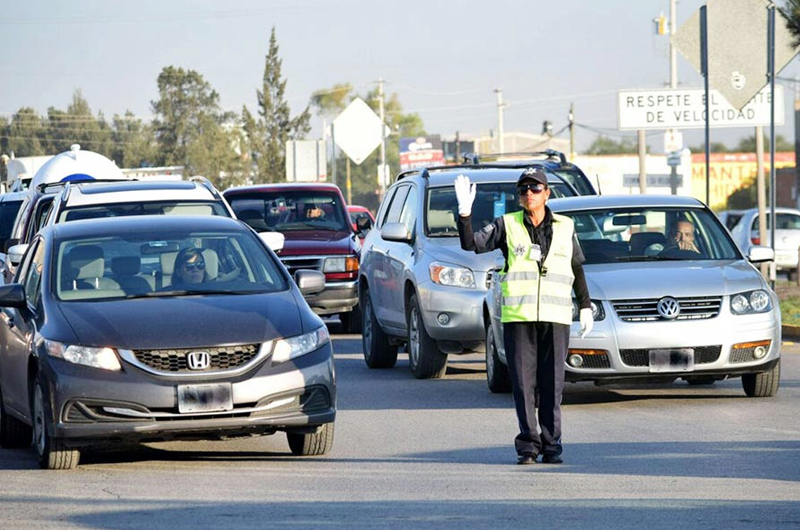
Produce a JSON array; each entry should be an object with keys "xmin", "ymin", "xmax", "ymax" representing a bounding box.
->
[{"xmin": 458, "ymin": 206, "xmax": 591, "ymax": 310}]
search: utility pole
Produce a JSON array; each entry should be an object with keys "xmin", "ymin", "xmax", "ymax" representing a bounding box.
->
[
  {"xmin": 667, "ymin": 0, "xmax": 679, "ymax": 195},
  {"xmin": 569, "ymin": 103, "xmax": 575, "ymax": 160},
  {"xmin": 378, "ymin": 77, "xmax": 387, "ymax": 198},
  {"xmin": 495, "ymin": 88, "xmax": 505, "ymax": 153},
  {"xmin": 756, "ymin": 126, "xmax": 768, "ymax": 278},
  {"xmin": 638, "ymin": 130, "xmax": 647, "ymax": 194}
]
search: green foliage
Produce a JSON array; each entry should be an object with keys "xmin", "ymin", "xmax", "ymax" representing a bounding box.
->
[
  {"xmin": 110, "ymin": 111, "xmax": 157, "ymax": 169},
  {"xmin": 3, "ymin": 107, "xmax": 47, "ymax": 156},
  {"xmin": 735, "ymin": 133, "xmax": 793, "ymax": 153},
  {"xmin": 688, "ymin": 142, "xmax": 728, "ymax": 153},
  {"xmin": 311, "ymin": 83, "xmax": 353, "ymax": 118},
  {"xmin": 242, "ymin": 27, "xmax": 311, "ymax": 183},
  {"xmin": 725, "ymin": 175, "xmax": 770, "ymax": 210},
  {"xmin": 779, "ymin": 0, "xmax": 800, "ymax": 47},
  {"xmin": 584, "ymin": 135, "xmax": 639, "ymax": 155}
]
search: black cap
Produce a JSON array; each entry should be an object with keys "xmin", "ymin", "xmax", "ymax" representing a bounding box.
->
[{"xmin": 517, "ymin": 167, "xmax": 548, "ymax": 187}]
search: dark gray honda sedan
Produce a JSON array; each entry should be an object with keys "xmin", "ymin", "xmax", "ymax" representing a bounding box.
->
[{"xmin": 0, "ymin": 215, "xmax": 335, "ymax": 469}]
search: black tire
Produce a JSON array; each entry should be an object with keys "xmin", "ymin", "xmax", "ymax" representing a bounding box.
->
[
  {"xmin": 486, "ymin": 323, "xmax": 511, "ymax": 393},
  {"xmin": 32, "ymin": 374, "xmax": 79, "ymax": 470},
  {"xmin": 407, "ymin": 293, "xmax": 447, "ymax": 379},
  {"xmin": 340, "ymin": 305, "xmax": 362, "ymax": 334},
  {"xmin": 0, "ymin": 388, "xmax": 32, "ymax": 448},
  {"xmin": 362, "ymin": 289, "xmax": 398, "ymax": 368},
  {"xmin": 287, "ymin": 423, "xmax": 334, "ymax": 456},
  {"xmin": 742, "ymin": 359, "xmax": 781, "ymax": 397}
]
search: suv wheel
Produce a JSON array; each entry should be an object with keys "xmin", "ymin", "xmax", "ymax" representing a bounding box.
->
[
  {"xmin": 340, "ymin": 305, "xmax": 362, "ymax": 334},
  {"xmin": 362, "ymin": 289, "xmax": 398, "ymax": 368},
  {"xmin": 0, "ymin": 386, "xmax": 32, "ymax": 448},
  {"xmin": 742, "ymin": 359, "xmax": 780, "ymax": 397},
  {"xmin": 486, "ymin": 322, "xmax": 511, "ymax": 393},
  {"xmin": 32, "ymin": 374, "xmax": 79, "ymax": 469},
  {"xmin": 287, "ymin": 423, "xmax": 334, "ymax": 456},
  {"xmin": 407, "ymin": 293, "xmax": 447, "ymax": 379}
]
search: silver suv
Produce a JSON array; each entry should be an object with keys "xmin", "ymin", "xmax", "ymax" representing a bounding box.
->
[{"xmin": 358, "ymin": 162, "xmax": 578, "ymax": 378}]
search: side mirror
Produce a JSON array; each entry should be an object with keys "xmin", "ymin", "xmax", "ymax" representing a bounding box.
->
[
  {"xmin": 381, "ymin": 222, "xmax": 411, "ymax": 243},
  {"xmin": 748, "ymin": 245, "xmax": 774, "ymax": 263},
  {"xmin": 0, "ymin": 284, "xmax": 26, "ymax": 308},
  {"xmin": 294, "ymin": 269, "xmax": 325, "ymax": 296},
  {"xmin": 7, "ymin": 243, "xmax": 28, "ymax": 267},
  {"xmin": 4, "ymin": 238, "xmax": 19, "ymax": 254},
  {"xmin": 258, "ymin": 231, "xmax": 285, "ymax": 253},
  {"xmin": 356, "ymin": 216, "xmax": 373, "ymax": 237}
]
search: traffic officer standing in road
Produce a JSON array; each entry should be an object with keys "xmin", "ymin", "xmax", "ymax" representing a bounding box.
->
[{"xmin": 456, "ymin": 167, "xmax": 593, "ymax": 465}]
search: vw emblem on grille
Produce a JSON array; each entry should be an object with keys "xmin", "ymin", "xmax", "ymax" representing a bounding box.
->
[
  {"xmin": 657, "ymin": 297, "xmax": 680, "ymax": 319},
  {"xmin": 186, "ymin": 351, "xmax": 211, "ymax": 370}
]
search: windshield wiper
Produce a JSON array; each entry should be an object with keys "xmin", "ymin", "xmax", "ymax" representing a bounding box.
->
[
  {"xmin": 614, "ymin": 255, "xmax": 685, "ymax": 262},
  {"xmin": 124, "ymin": 289, "xmax": 254, "ymax": 299}
]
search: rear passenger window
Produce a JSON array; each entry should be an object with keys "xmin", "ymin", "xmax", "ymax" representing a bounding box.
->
[
  {"xmin": 376, "ymin": 187, "xmax": 397, "ymax": 229},
  {"xmin": 399, "ymin": 186, "xmax": 418, "ymax": 233},
  {"xmin": 384, "ymin": 186, "xmax": 410, "ymax": 225}
]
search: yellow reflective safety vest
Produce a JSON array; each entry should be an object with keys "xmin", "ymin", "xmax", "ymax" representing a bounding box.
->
[{"xmin": 500, "ymin": 210, "xmax": 575, "ymax": 324}]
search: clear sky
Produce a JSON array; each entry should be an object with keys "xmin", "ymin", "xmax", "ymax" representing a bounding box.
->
[{"xmin": 2, "ymin": 0, "xmax": 799, "ymax": 153}]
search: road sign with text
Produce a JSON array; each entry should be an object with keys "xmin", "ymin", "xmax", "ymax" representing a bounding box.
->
[{"xmin": 618, "ymin": 86, "xmax": 783, "ymax": 130}]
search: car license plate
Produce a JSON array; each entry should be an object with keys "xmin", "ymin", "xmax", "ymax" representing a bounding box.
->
[
  {"xmin": 649, "ymin": 348, "xmax": 694, "ymax": 373},
  {"xmin": 177, "ymin": 383, "xmax": 233, "ymax": 413}
]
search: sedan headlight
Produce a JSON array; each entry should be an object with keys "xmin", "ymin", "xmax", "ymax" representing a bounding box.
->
[
  {"xmin": 730, "ymin": 290, "xmax": 772, "ymax": 315},
  {"xmin": 44, "ymin": 340, "xmax": 121, "ymax": 371},
  {"xmin": 323, "ymin": 256, "xmax": 359, "ymax": 272},
  {"xmin": 572, "ymin": 299, "xmax": 605, "ymax": 321},
  {"xmin": 272, "ymin": 326, "xmax": 330, "ymax": 363},
  {"xmin": 429, "ymin": 263, "xmax": 475, "ymax": 288}
]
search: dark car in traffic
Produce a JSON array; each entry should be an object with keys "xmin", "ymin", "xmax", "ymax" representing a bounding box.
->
[
  {"xmin": 224, "ymin": 183, "xmax": 362, "ymax": 332},
  {"xmin": 0, "ymin": 215, "xmax": 336, "ymax": 469}
]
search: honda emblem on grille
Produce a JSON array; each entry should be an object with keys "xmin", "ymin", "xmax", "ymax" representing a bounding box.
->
[
  {"xmin": 186, "ymin": 351, "xmax": 211, "ymax": 370},
  {"xmin": 656, "ymin": 297, "xmax": 680, "ymax": 319}
]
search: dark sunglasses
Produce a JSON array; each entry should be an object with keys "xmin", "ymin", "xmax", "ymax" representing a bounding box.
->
[
  {"xmin": 183, "ymin": 261, "xmax": 205, "ymax": 271},
  {"xmin": 517, "ymin": 184, "xmax": 547, "ymax": 195}
]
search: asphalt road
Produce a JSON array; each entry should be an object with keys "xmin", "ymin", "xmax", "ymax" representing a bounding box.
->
[{"xmin": 1, "ymin": 326, "xmax": 799, "ymax": 530}]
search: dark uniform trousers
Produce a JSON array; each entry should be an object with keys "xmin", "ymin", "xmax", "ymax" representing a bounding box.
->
[{"xmin": 503, "ymin": 320, "xmax": 569, "ymax": 457}]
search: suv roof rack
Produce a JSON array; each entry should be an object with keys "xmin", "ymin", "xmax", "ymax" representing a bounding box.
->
[
  {"xmin": 461, "ymin": 150, "xmax": 568, "ymax": 166},
  {"xmin": 190, "ymin": 176, "xmax": 226, "ymax": 202},
  {"xmin": 36, "ymin": 178, "xmax": 136, "ymax": 193}
]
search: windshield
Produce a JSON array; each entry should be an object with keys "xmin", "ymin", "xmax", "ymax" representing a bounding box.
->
[
  {"xmin": 55, "ymin": 229, "xmax": 287, "ymax": 301},
  {"xmin": 560, "ymin": 207, "xmax": 740, "ymax": 264},
  {"xmin": 228, "ymin": 191, "xmax": 350, "ymax": 232},
  {"xmin": 426, "ymin": 182, "xmax": 573, "ymax": 237},
  {"xmin": 553, "ymin": 169, "xmax": 596, "ymax": 195},
  {"xmin": 58, "ymin": 201, "xmax": 228, "ymax": 223}
]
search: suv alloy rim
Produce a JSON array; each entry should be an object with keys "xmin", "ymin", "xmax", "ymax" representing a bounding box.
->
[
  {"xmin": 408, "ymin": 306, "xmax": 420, "ymax": 366},
  {"xmin": 363, "ymin": 298, "xmax": 373, "ymax": 351},
  {"xmin": 486, "ymin": 328, "xmax": 495, "ymax": 381}
]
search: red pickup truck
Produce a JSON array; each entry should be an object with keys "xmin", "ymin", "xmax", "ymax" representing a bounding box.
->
[{"xmin": 223, "ymin": 183, "xmax": 361, "ymax": 332}]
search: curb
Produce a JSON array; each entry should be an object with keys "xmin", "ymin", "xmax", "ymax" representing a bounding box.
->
[{"xmin": 782, "ymin": 325, "xmax": 800, "ymax": 339}]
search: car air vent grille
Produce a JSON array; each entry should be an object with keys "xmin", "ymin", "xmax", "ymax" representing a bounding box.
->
[
  {"xmin": 612, "ymin": 296, "xmax": 722, "ymax": 322},
  {"xmin": 279, "ymin": 256, "xmax": 324, "ymax": 275},
  {"xmin": 620, "ymin": 345, "xmax": 722, "ymax": 367},
  {"xmin": 133, "ymin": 344, "xmax": 260, "ymax": 373}
]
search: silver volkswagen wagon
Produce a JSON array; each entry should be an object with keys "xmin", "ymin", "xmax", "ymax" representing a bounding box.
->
[{"xmin": 485, "ymin": 195, "xmax": 781, "ymax": 397}]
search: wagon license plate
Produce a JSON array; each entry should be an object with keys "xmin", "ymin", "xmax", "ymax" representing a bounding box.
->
[
  {"xmin": 177, "ymin": 383, "xmax": 233, "ymax": 413},
  {"xmin": 649, "ymin": 348, "xmax": 694, "ymax": 373}
]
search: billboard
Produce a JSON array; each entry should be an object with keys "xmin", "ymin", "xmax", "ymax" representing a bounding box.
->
[{"xmin": 399, "ymin": 136, "xmax": 444, "ymax": 171}]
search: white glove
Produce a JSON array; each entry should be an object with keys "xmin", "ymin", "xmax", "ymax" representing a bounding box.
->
[
  {"xmin": 454, "ymin": 174, "xmax": 476, "ymax": 217},
  {"xmin": 579, "ymin": 308, "xmax": 593, "ymax": 338}
]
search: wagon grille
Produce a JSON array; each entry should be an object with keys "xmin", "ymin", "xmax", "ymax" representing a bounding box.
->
[
  {"xmin": 279, "ymin": 256, "xmax": 324, "ymax": 275},
  {"xmin": 612, "ymin": 296, "xmax": 722, "ymax": 322},
  {"xmin": 132, "ymin": 344, "xmax": 261, "ymax": 373},
  {"xmin": 620, "ymin": 346, "xmax": 722, "ymax": 367}
]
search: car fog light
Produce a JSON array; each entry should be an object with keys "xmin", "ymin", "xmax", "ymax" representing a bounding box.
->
[
  {"xmin": 568, "ymin": 354, "xmax": 584, "ymax": 368},
  {"xmin": 753, "ymin": 346, "xmax": 767, "ymax": 359},
  {"xmin": 437, "ymin": 313, "xmax": 450, "ymax": 325}
]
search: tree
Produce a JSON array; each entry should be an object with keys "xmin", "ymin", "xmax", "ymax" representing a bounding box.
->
[
  {"xmin": 780, "ymin": 0, "xmax": 800, "ymax": 47},
  {"xmin": 4, "ymin": 107, "xmax": 47, "ymax": 157},
  {"xmin": 688, "ymin": 142, "xmax": 728, "ymax": 153},
  {"xmin": 111, "ymin": 111, "xmax": 158, "ymax": 169},
  {"xmin": 43, "ymin": 90, "xmax": 113, "ymax": 156},
  {"xmin": 735, "ymin": 133, "xmax": 793, "ymax": 153},
  {"xmin": 243, "ymin": 27, "xmax": 311, "ymax": 183},
  {"xmin": 584, "ymin": 135, "xmax": 639, "ymax": 155},
  {"xmin": 726, "ymin": 175, "xmax": 771, "ymax": 210},
  {"xmin": 310, "ymin": 83, "xmax": 353, "ymax": 118}
]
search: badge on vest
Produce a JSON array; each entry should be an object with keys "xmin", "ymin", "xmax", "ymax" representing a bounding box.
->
[
  {"xmin": 528, "ymin": 244, "xmax": 542, "ymax": 262},
  {"xmin": 513, "ymin": 243, "xmax": 527, "ymax": 258}
]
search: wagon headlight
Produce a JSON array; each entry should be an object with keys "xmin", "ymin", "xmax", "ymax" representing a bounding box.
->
[
  {"xmin": 730, "ymin": 290, "xmax": 772, "ymax": 315},
  {"xmin": 323, "ymin": 255, "xmax": 358, "ymax": 272},
  {"xmin": 429, "ymin": 262, "xmax": 475, "ymax": 288},
  {"xmin": 573, "ymin": 299, "xmax": 605, "ymax": 321},
  {"xmin": 44, "ymin": 340, "xmax": 121, "ymax": 371},
  {"xmin": 272, "ymin": 326, "xmax": 330, "ymax": 363}
]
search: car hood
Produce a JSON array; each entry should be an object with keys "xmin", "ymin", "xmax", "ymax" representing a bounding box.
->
[
  {"xmin": 280, "ymin": 230, "xmax": 355, "ymax": 256},
  {"xmin": 584, "ymin": 260, "xmax": 766, "ymax": 300},
  {"xmin": 56, "ymin": 290, "xmax": 305, "ymax": 350},
  {"xmin": 420, "ymin": 237, "xmax": 504, "ymax": 272}
]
